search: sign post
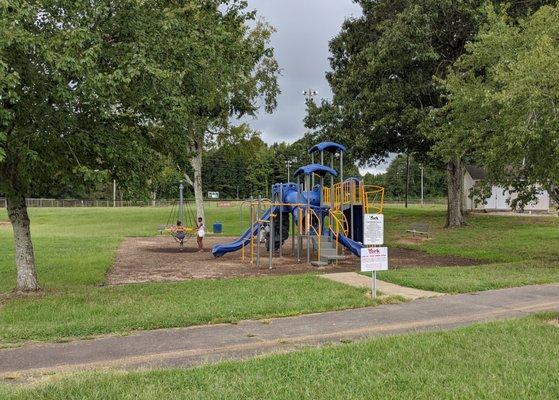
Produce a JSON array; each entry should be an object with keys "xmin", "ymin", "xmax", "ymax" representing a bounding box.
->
[
  {"xmin": 360, "ymin": 247, "xmax": 388, "ymax": 298},
  {"xmin": 361, "ymin": 213, "xmax": 387, "ymax": 297}
]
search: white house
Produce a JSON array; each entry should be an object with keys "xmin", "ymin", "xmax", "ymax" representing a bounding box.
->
[{"xmin": 463, "ymin": 165, "xmax": 550, "ymax": 212}]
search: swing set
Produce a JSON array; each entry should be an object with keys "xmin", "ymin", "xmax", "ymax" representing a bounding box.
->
[{"xmin": 158, "ymin": 182, "xmax": 197, "ymax": 249}]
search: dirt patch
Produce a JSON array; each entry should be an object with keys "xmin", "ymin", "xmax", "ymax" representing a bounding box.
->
[
  {"xmin": 107, "ymin": 236, "xmax": 358, "ymax": 285},
  {"xmin": 549, "ymin": 318, "xmax": 559, "ymax": 328},
  {"xmin": 108, "ymin": 236, "xmax": 480, "ymax": 285},
  {"xmin": 396, "ymin": 236, "xmax": 431, "ymax": 246},
  {"xmin": 390, "ymin": 247, "xmax": 479, "ymax": 268},
  {"xmin": 0, "ymin": 221, "xmax": 10, "ymax": 230}
]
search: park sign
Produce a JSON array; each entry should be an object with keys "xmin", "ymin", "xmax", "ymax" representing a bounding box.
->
[
  {"xmin": 363, "ymin": 214, "xmax": 384, "ymax": 245},
  {"xmin": 207, "ymin": 191, "xmax": 220, "ymax": 199},
  {"xmin": 360, "ymin": 247, "xmax": 388, "ymax": 272}
]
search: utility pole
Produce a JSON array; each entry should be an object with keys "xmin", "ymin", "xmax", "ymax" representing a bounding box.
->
[
  {"xmin": 113, "ymin": 179, "xmax": 116, "ymax": 208},
  {"xmin": 420, "ymin": 165, "xmax": 424, "ymax": 207},
  {"xmin": 404, "ymin": 153, "xmax": 410, "ymax": 209}
]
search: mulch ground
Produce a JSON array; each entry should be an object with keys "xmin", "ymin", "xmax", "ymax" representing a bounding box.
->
[{"xmin": 107, "ymin": 236, "xmax": 480, "ymax": 285}]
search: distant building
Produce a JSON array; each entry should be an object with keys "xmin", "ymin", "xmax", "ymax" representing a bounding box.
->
[{"xmin": 463, "ymin": 165, "xmax": 550, "ymax": 212}]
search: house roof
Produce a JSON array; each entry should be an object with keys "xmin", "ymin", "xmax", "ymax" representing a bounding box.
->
[{"xmin": 465, "ymin": 165, "xmax": 487, "ymax": 181}]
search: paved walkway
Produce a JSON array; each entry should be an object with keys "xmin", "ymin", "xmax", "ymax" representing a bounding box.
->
[
  {"xmin": 321, "ymin": 272, "xmax": 443, "ymax": 299},
  {"xmin": 0, "ymin": 284, "xmax": 557, "ymax": 379}
]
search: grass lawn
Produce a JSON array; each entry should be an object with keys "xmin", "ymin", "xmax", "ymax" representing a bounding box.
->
[
  {"xmin": 378, "ymin": 206, "xmax": 559, "ymax": 292},
  {"xmin": 376, "ymin": 262, "xmax": 559, "ymax": 293},
  {"xmin": 1, "ymin": 315, "xmax": 558, "ymax": 399},
  {"xmin": 0, "ymin": 206, "xmax": 248, "ymax": 292},
  {"xmin": 0, "ymin": 275, "xmax": 378, "ymax": 346},
  {"xmin": 0, "ymin": 205, "xmax": 558, "ymax": 344},
  {"xmin": 0, "ymin": 207, "xmax": 379, "ymax": 346},
  {"xmin": 384, "ymin": 206, "xmax": 559, "ymax": 264}
]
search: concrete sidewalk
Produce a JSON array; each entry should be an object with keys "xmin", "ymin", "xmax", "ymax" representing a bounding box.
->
[
  {"xmin": 320, "ymin": 272, "xmax": 443, "ymax": 299},
  {"xmin": 1, "ymin": 284, "xmax": 558, "ymax": 379}
]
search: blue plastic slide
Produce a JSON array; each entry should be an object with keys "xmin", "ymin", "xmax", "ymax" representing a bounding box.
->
[
  {"xmin": 212, "ymin": 183, "xmax": 321, "ymax": 258},
  {"xmin": 332, "ymin": 229, "xmax": 363, "ymax": 257},
  {"xmin": 212, "ymin": 208, "xmax": 275, "ymax": 258}
]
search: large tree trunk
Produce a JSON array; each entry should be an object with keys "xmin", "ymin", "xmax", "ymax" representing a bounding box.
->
[
  {"xmin": 546, "ymin": 183, "xmax": 559, "ymax": 214},
  {"xmin": 184, "ymin": 138, "xmax": 205, "ymax": 223},
  {"xmin": 189, "ymin": 150, "xmax": 205, "ymax": 222},
  {"xmin": 6, "ymin": 194, "xmax": 40, "ymax": 292},
  {"xmin": 446, "ymin": 157, "xmax": 466, "ymax": 228}
]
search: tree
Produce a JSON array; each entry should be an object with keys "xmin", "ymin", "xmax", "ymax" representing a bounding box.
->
[
  {"xmin": 0, "ymin": 0, "xmax": 173, "ymax": 291},
  {"xmin": 431, "ymin": 4, "xmax": 559, "ymax": 211},
  {"xmin": 307, "ymin": 0, "xmax": 553, "ymax": 227},
  {"xmin": 1, "ymin": 0, "xmax": 271, "ymax": 291},
  {"xmin": 153, "ymin": 10, "xmax": 280, "ymax": 222},
  {"xmin": 380, "ymin": 155, "xmax": 446, "ymax": 199}
]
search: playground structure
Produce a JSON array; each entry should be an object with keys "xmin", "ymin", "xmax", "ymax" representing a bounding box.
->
[
  {"xmin": 212, "ymin": 142, "xmax": 385, "ymax": 268},
  {"xmin": 158, "ymin": 182, "xmax": 197, "ymax": 248}
]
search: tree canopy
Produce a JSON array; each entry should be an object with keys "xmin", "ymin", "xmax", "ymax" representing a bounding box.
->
[
  {"xmin": 306, "ymin": 0, "xmax": 554, "ymax": 226},
  {"xmin": 430, "ymin": 4, "xmax": 559, "ymax": 208},
  {"xmin": 0, "ymin": 0, "xmax": 278, "ymax": 291},
  {"xmin": 305, "ymin": 0, "xmax": 487, "ymax": 164}
]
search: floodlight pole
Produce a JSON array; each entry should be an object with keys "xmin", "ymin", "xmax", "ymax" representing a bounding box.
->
[
  {"xmin": 303, "ymin": 88, "xmax": 318, "ymax": 103},
  {"xmin": 420, "ymin": 165, "xmax": 424, "ymax": 207}
]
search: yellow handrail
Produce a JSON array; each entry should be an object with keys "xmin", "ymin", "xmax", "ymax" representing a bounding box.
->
[
  {"xmin": 322, "ymin": 186, "xmax": 331, "ymax": 204},
  {"xmin": 328, "ymin": 209, "xmax": 349, "ymax": 255},
  {"xmin": 331, "ymin": 182, "xmax": 385, "ymax": 214},
  {"xmin": 362, "ymin": 185, "xmax": 385, "ymax": 213}
]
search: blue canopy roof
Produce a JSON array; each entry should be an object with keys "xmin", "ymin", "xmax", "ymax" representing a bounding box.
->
[
  {"xmin": 308, "ymin": 141, "xmax": 346, "ymax": 155},
  {"xmin": 293, "ymin": 164, "xmax": 338, "ymax": 178}
]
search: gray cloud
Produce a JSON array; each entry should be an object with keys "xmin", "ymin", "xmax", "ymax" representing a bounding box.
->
[{"xmin": 244, "ymin": 0, "xmax": 361, "ymax": 144}]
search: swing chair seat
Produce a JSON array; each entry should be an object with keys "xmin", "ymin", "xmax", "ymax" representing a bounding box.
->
[{"xmin": 160, "ymin": 226, "xmax": 197, "ymax": 236}]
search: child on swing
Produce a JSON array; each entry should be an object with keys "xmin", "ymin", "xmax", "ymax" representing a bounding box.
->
[{"xmin": 172, "ymin": 220, "xmax": 187, "ymax": 249}]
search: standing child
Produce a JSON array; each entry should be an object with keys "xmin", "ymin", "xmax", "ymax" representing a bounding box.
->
[{"xmin": 196, "ymin": 217, "xmax": 205, "ymax": 252}]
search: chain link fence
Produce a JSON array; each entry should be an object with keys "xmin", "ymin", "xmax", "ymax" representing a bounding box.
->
[
  {"xmin": 0, "ymin": 197, "xmax": 448, "ymax": 209},
  {"xmin": 0, "ymin": 198, "xmax": 244, "ymax": 208}
]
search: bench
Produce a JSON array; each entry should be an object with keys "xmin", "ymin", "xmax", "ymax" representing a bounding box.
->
[{"xmin": 406, "ymin": 223, "xmax": 430, "ymax": 237}]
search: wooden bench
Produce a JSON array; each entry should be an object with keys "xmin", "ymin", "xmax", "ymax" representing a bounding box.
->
[{"xmin": 406, "ymin": 223, "xmax": 430, "ymax": 237}]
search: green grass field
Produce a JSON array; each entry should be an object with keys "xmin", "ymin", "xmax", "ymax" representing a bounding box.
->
[
  {"xmin": 380, "ymin": 207, "xmax": 559, "ymax": 292},
  {"xmin": 2, "ymin": 315, "xmax": 558, "ymax": 399},
  {"xmin": 0, "ymin": 206, "xmax": 379, "ymax": 346},
  {"xmin": 384, "ymin": 206, "xmax": 559, "ymax": 263},
  {"xmin": 0, "ymin": 205, "xmax": 557, "ymax": 345}
]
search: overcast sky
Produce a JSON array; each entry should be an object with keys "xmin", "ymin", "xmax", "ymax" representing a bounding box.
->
[{"xmin": 244, "ymin": 0, "xmax": 390, "ymax": 174}]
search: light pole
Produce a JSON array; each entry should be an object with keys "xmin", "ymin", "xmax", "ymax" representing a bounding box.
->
[
  {"xmin": 302, "ymin": 89, "xmax": 318, "ymax": 103},
  {"xmin": 420, "ymin": 165, "xmax": 424, "ymax": 207},
  {"xmin": 286, "ymin": 157, "xmax": 298, "ymax": 183}
]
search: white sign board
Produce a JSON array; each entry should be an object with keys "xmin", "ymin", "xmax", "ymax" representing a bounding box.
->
[
  {"xmin": 363, "ymin": 214, "xmax": 384, "ymax": 245},
  {"xmin": 360, "ymin": 247, "xmax": 389, "ymax": 272},
  {"xmin": 207, "ymin": 191, "xmax": 220, "ymax": 199}
]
